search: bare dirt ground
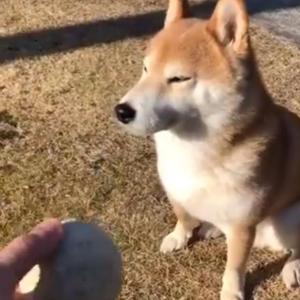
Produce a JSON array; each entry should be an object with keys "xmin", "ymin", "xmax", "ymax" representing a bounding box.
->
[{"xmin": 1, "ymin": 1, "xmax": 300, "ymax": 299}]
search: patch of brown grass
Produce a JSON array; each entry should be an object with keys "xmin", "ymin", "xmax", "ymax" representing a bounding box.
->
[{"xmin": 1, "ymin": 1, "xmax": 300, "ymax": 299}]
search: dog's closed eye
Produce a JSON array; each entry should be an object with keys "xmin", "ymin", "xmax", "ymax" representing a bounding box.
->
[{"xmin": 167, "ymin": 76, "xmax": 191, "ymax": 84}]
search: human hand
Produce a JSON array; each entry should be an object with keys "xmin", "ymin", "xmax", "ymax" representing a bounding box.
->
[{"xmin": 0, "ymin": 219, "xmax": 63, "ymax": 300}]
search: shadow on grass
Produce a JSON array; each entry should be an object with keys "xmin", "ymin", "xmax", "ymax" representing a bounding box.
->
[
  {"xmin": 1, "ymin": 0, "xmax": 300, "ymax": 64},
  {"xmin": 188, "ymin": 226, "xmax": 290, "ymax": 300},
  {"xmin": 246, "ymin": 254, "xmax": 289, "ymax": 300},
  {"xmin": 0, "ymin": 110, "xmax": 19, "ymax": 147},
  {"xmin": 0, "ymin": 1, "xmax": 213, "ymax": 64},
  {"xmin": 246, "ymin": 0, "xmax": 300, "ymax": 14}
]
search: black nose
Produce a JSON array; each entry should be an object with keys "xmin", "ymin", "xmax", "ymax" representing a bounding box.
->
[{"xmin": 115, "ymin": 103, "xmax": 136, "ymax": 124}]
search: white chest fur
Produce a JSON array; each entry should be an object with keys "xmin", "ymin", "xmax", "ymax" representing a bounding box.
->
[{"xmin": 154, "ymin": 131, "xmax": 259, "ymax": 228}]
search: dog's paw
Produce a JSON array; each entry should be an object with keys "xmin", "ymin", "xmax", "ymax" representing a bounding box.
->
[
  {"xmin": 282, "ymin": 258, "xmax": 300, "ymax": 289},
  {"xmin": 198, "ymin": 222, "xmax": 223, "ymax": 240},
  {"xmin": 220, "ymin": 289, "xmax": 244, "ymax": 300},
  {"xmin": 160, "ymin": 231, "xmax": 190, "ymax": 253},
  {"xmin": 221, "ymin": 270, "xmax": 244, "ymax": 300}
]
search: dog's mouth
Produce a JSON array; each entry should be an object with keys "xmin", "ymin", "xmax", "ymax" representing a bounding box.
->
[
  {"xmin": 116, "ymin": 114, "xmax": 177, "ymax": 137},
  {"xmin": 114, "ymin": 101, "xmax": 206, "ymax": 139}
]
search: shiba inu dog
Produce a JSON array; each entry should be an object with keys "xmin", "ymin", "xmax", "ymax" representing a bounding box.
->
[{"xmin": 114, "ymin": 0, "xmax": 300, "ymax": 299}]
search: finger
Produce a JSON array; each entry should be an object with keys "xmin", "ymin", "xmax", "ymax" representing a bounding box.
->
[
  {"xmin": 14, "ymin": 291, "xmax": 33, "ymax": 300},
  {"xmin": 0, "ymin": 219, "xmax": 63, "ymax": 286}
]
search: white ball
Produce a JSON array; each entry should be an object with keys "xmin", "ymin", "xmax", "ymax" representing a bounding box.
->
[{"xmin": 34, "ymin": 220, "xmax": 122, "ymax": 300}]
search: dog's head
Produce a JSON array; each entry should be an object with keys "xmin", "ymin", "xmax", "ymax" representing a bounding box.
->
[{"xmin": 115, "ymin": 0, "xmax": 252, "ymax": 137}]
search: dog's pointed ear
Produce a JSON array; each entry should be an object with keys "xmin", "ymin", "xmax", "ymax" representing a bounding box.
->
[
  {"xmin": 207, "ymin": 0, "xmax": 249, "ymax": 57},
  {"xmin": 164, "ymin": 0, "xmax": 190, "ymax": 27}
]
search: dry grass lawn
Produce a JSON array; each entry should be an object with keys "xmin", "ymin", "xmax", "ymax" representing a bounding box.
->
[{"xmin": 1, "ymin": 1, "xmax": 300, "ymax": 299}]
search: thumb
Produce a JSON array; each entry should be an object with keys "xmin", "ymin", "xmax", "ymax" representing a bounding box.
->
[
  {"xmin": 14, "ymin": 291, "xmax": 33, "ymax": 300},
  {"xmin": 0, "ymin": 219, "xmax": 63, "ymax": 290}
]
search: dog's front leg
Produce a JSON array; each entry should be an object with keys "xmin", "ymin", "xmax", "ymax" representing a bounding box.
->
[
  {"xmin": 221, "ymin": 226, "xmax": 255, "ymax": 300},
  {"xmin": 160, "ymin": 201, "xmax": 200, "ymax": 253}
]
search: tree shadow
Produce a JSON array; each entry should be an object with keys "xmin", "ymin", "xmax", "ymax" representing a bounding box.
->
[
  {"xmin": 0, "ymin": 2, "xmax": 213, "ymax": 65},
  {"xmin": 1, "ymin": 0, "xmax": 300, "ymax": 64},
  {"xmin": 246, "ymin": 0, "xmax": 300, "ymax": 14}
]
